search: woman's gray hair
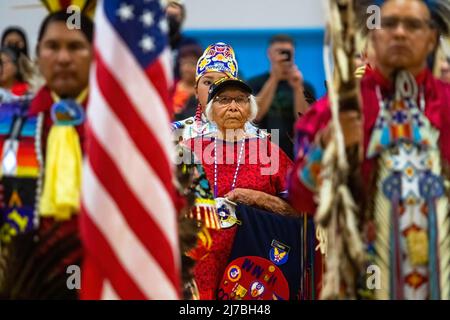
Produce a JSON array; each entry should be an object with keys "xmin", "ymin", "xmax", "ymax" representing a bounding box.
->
[{"xmin": 205, "ymin": 95, "xmax": 258, "ymax": 123}]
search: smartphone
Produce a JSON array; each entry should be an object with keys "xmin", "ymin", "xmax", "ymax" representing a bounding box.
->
[{"xmin": 279, "ymin": 49, "xmax": 292, "ymax": 62}]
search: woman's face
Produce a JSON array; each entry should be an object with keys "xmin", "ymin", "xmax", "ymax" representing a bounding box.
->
[
  {"xmin": 3, "ymin": 32, "xmax": 25, "ymax": 51},
  {"xmin": 195, "ymin": 71, "xmax": 227, "ymax": 109},
  {"xmin": 0, "ymin": 53, "xmax": 18, "ymax": 87},
  {"xmin": 211, "ymin": 87, "xmax": 251, "ymax": 132}
]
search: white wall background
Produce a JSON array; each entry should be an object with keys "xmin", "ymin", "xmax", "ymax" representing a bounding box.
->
[
  {"xmin": 183, "ymin": 0, "xmax": 325, "ymax": 29},
  {"xmin": 0, "ymin": 0, "xmax": 325, "ymax": 57},
  {"xmin": 0, "ymin": 1, "xmax": 47, "ymax": 56}
]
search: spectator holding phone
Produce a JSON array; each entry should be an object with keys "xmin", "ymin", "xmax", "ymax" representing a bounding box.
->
[{"xmin": 248, "ymin": 34, "xmax": 315, "ymax": 159}]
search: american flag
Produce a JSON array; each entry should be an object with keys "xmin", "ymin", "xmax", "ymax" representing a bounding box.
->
[{"xmin": 80, "ymin": 0, "xmax": 180, "ymax": 299}]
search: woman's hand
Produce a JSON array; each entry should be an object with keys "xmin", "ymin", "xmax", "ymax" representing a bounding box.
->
[
  {"xmin": 225, "ymin": 188, "xmax": 298, "ymax": 216},
  {"xmin": 224, "ymin": 188, "xmax": 257, "ymax": 207}
]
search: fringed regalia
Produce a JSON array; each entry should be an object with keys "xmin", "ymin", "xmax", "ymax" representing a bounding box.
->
[
  {"xmin": 365, "ymin": 70, "xmax": 450, "ymax": 299},
  {"xmin": 289, "ymin": 0, "xmax": 450, "ymax": 299},
  {"xmin": 289, "ymin": 66, "xmax": 450, "ymax": 299},
  {"xmin": 175, "ymin": 144, "xmax": 220, "ymax": 299}
]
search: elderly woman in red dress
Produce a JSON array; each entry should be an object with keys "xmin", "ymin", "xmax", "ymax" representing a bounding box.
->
[{"xmin": 184, "ymin": 77, "xmax": 296, "ymax": 299}]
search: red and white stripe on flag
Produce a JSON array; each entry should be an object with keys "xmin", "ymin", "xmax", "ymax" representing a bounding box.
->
[{"xmin": 80, "ymin": 0, "xmax": 180, "ymax": 300}]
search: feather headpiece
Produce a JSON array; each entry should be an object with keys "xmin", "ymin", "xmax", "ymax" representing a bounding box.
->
[{"xmin": 40, "ymin": 0, "xmax": 96, "ymax": 20}]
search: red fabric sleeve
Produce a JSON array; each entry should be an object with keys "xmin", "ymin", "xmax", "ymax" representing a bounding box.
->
[
  {"xmin": 438, "ymin": 83, "xmax": 450, "ymax": 164},
  {"xmin": 288, "ymin": 97, "xmax": 332, "ymax": 215},
  {"xmin": 288, "ymin": 159, "xmax": 317, "ymax": 214},
  {"xmin": 269, "ymin": 142, "xmax": 293, "ymax": 194}
]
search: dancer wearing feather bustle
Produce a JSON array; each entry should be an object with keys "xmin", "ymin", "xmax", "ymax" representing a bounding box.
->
[{"xmin": 289, "ymin": 0, "xmax": 450, "ymax": 299}]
